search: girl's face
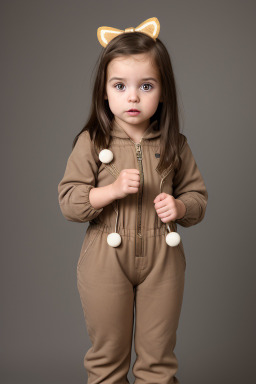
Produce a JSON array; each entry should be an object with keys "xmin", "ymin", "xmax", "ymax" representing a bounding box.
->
[{"xmin": 105, "ymin": 53, "xmax": 162, "ymax": 129}]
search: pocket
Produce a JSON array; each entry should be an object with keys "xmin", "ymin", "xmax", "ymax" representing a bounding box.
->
[
  {"xmin": 77, "ymin": 227, "xmax": 101, "ymax": 269},
  {"xmin": 177, "ymin": 241, "xmax": 186, "ymax": 270}
]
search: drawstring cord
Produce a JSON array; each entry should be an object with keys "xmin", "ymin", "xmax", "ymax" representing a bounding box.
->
[
  {"xmin": 159, "ymin": 176, "xmax": 181, "ymax": 247},
  {"xmin": 98, "ymin": 147, "xmax": 122, "ymax": 247},
  {"xmin": 112, "ymin": 200, "xmax": 119, "ymax": 234},
  {"xmin": 106, "ymin": 199, "xmax": 122, "ymax": 247},
  {"xmin": 159, "ymin": 176, "xmax": 169, "ymax": 234}
]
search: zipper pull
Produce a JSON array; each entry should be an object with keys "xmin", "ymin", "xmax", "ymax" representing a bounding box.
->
[{"xmin": 135, "ymin": 143, "xmax": 142, "ymax": 159}]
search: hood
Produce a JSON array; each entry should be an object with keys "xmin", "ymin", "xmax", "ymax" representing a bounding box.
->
[{"xmin": 110, "ymin": 119, "xmax": 161, "ymax": 140}]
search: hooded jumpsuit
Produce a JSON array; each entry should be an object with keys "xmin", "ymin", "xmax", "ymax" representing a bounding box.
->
[{"xmin": 58, "ymin": 118, "xmax": 208, "ymax": 384}]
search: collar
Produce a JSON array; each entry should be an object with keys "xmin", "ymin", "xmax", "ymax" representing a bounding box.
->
[{"xmin": 110, "ymin": 119, "xmax": 161, "ymax": 141}]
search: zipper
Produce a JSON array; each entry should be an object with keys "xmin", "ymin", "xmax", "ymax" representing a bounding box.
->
[
  {"xmin": 129, "ymin": 137, "xmax": 144, "ymax": 256},
  {"xmin": 135, "ymin": 142, "xmax": 143, "ymax": 237}
]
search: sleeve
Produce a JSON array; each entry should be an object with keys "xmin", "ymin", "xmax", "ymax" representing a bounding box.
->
[
  {"xmin": 57, "ymin": 131, "xmax": 104, "ymax": 223},
  {"xmin": 172, "ymin": 134, "xmax": 208, "ymax": 227}
]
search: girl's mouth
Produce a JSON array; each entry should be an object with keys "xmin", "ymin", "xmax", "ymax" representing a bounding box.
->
[{"xmin": 126, "ymin": 109, "xmax": 141, "ymax": 116}]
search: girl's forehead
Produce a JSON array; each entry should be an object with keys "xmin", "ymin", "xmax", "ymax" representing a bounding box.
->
[
  {"xmin": 107, "ymin": 54, "xmax": 159, "ymax": 77},
  {"xmin": 109, "ymin": 53, "xmax": 154, "ymax": 67}
]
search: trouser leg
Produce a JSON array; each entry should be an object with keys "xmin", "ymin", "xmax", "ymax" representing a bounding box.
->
[
  {"xmin": 132, "ymin": 234, "xmax": 186, "ymax": 384},
  {"xmin": 77, "ymin": 228, "xmax": 135, "ymax": 384}
]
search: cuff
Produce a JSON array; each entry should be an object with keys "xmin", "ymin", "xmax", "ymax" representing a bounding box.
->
[
  {"xmin": 69, "ymin": 184, "xmax": 104, "ymax": 222},
  {"xmin": 175, "ymin": 194, "xmax": 202, "ymax": 227}
]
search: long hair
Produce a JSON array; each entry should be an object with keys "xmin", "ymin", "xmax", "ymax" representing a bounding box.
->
[{"xmin": 72, "ymin": 31, "xmax": 184, "ymax": 173}]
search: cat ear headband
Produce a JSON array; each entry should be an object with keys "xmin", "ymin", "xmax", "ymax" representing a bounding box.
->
[{"xmin": 97, "ymin": 17, "xmax": 160, "ymax": 48}]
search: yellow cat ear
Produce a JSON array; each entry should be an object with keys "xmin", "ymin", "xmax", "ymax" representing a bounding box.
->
[
  {"xmin": 97, "ymin": 26, "xmax": 124, "ymax": 48},
  {"xmin": 97, "ymin": 17, "xmax": 160, "ymax": 48},
  {"xmin": 135, "ymin": 17, "xmax": 160, "ymax": 40}
]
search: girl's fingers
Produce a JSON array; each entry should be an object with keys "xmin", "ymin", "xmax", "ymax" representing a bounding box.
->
[
  {"xmin": 125, "ymin": 169, "xmax": 140, "ymax": 174},
  {"xmin": 128, "ymin": 179, "xmax": 140, "ymax": 187},
  {"xmin": 153, "ymin": 193, "xmax": 166, "ymax": 203}
]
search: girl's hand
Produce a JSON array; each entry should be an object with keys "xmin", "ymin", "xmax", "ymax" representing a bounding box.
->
[
  {"xmin": 111, "ymin": 169, "xmax": 140, "ymax": 199},
  {"xmin": 153, "ymin": 193, "xmax": 186, "ymax": 223}
]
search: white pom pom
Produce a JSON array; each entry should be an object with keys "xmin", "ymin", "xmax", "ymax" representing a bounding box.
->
[
  {"xmin": 99, "ymin": 149, "xmax": 113, "ymax": 164},
  {"xmin": 107, "ymin": 232, "xmax": 122, "ymax": 247},
  {"xmin": 166, "ymin": 231, "xmax": 181, "ymax": 247}
]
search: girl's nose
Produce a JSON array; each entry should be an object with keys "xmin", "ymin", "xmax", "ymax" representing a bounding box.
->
[{"xmin": 128, "ymin": 89, "xmax": 139, "ymax": 103}]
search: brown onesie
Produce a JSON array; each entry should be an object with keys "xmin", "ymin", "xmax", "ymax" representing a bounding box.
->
[{"xmin": 58, "ymin": 118, "xmax": 208, "ymax": 384}]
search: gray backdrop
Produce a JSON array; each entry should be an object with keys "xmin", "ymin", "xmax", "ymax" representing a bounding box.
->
[{"xmin": 1, "ymin": 1, "xmax": 255, "ymax": 383}]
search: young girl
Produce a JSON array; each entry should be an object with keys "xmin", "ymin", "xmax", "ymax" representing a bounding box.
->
[{"xmin": 58, "ymin": 17, "xmax": 208, "ymax": 384}]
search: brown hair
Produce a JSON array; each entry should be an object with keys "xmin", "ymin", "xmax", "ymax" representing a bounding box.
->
[{"xmin": 72, "ymin": 31, "xmax": 184, "ymax": 173}]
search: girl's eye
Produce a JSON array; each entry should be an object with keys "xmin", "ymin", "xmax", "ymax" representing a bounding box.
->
[
  {"xmin": 114, "ymin": 83, "xmax": 125, "ymax": 91},
  {"xmin": 141, "ymin": 83, "xmax": 153, "ymax": 91},
  {"xmin": 113, "ymin": 83, "xmax": 154, "ymax": 91}
]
